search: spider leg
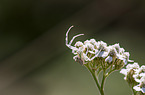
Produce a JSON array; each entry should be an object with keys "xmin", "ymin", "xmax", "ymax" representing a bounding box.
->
[
  {"xmin": 66, "ymin": 25, "xmax": 74, "ymax": 47},
  {"xmin": 69, "ymin": 33, "xmax": 84, "ymax": 45},
  {"xmin": 65, "ymin": 26, "xmax": 84, "ymax": 49},
  {"xmin": 90, "ymin": 48, "xmax": 102, "ymax": 61}
]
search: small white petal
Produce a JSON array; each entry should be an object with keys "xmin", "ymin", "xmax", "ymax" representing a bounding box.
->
[
  {"xmin": 116, "ymin": 54, "xmax": 124, "ymax": 60},
  {"xmin": 120, "ymin": 69, "xmax": 128, "ymax": 76},
  {"xmin": 140, "ymin": 73, "xmax": 145, "ymax": 77},
  {"xmin": 84, "ymin": 43, "xmax": 94, "ymax": 50},
  {"xmin": 126, "ymin": 63, "xmax": 139, "ymax": 69},
  {"xmin": 82, "ymin": 53, "xmax": 91, "ymax": 61},
  {"xmin": 124, "ymin": 77, "xmax": 127, "ymax": 80},
  {"xmin": 90, "ymin": 39, "xmax": 96, "ymax": 45},
  {"xmin": 141, "ymin": 65, "xmax": 145, "ymax": 69},
  {"xmin": 98, "ymin": 41, "xmax": 107, "ymax": 47},
  {"xmin": 123, "ymin": 52, "xmax": 130, "ymax": 60},
  {"xmin": 75, "ymin": 41, "xmax": 83, "ymax": 47},
  {"xmin": 133, "ymin": 85, "xmax": 142, "ymax": 91},
  {"xmin": 102, "ymin": 51, "xmax": 109, "ymax": 58},
  {"xmin": 140, "ymin": 65, "xmax": 145, "ymax": 72},
  {"xmin": 134, "ymin": 78, "xmax": 141, "ymax": 83},
  {"xmin": 73, "ymin": 55, "xmax": 78, "ymax": 61},
  {"xmin": 133, "ymin": 63, "xmax": 140, "ymax": 68},
  {"xmin": 97, "ymin": 41, "xmax": 107, "ymax": 50},
  {"xmin": 112, "ymin": 43, "xmax": 120, "ymax": 53},
  {"xmin": 119, "ymin": 48, "xmax": 125, "ymax": 54},
  {"xmin": 84, "ymin": 40, "xmax": 90, "ymax": 45},
  {"xmin": 72, "ymin": 47, "xmax": 78, "ymax": 54}
]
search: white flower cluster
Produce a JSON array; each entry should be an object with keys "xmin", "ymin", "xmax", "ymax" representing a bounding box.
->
[
  {"xmin": 65, "ymin": 26, "xmax": 132, "ymax": 65},
  {"xmin": 120, "ymin": 63, "xmax": 145, "ymax": 93},
  {"xmin": 133, "ymin": 65, "xmax": 145, "ymax": 93}
]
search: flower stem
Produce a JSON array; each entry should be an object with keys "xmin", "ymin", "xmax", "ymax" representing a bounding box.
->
[
  {"xmin": 86, "ymin": 64, "xmax": 100, "ymax": 90},
  {"xmin": 127, "ymin": 82, "xmax": 137, "ymax": 95},
  {"xmin": 85, "ymin": 64, "xmax": 105, "ymax": 95},
  {"xmin": 100, "ymin": 73, "xmax": 106, "ymax": 95}
]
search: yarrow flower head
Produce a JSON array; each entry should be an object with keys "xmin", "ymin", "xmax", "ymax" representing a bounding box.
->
[
  {"xmin": 120, "ymin": 62, "xmax": 139, "ymax": 80},
  {"xmin": 133, "ymin": 74, "xmax": 145, "ymax": 93},
  {"xmin": 65, "ymin": 26, "xmax": 133, "ymax": 70},
  {"xmin": 120, "ymin": 63, "xmax": 145, "ymax": 94},
  {"xmin": 65, "ymin": 26, "xmax": 135, "ymax": 95},
  {"xmin": 133, "ymin": 65, "xmax": 145, "ymax": 94}
]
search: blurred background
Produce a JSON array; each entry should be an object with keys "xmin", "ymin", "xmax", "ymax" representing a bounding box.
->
[{"xmin": 0, "ymin": 0, "xmax": 145, "ymax": 95}]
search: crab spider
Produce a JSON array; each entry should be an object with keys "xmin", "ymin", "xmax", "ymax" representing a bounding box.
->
[{"xmin": 65, "ymin": 26, "xmax": 102, "ymax": 62}]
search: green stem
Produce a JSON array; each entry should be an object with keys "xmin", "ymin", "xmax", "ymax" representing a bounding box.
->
[
  {"xmin": 96, "ymin": 67, "xmax": 102, "ymax": 76},
  {"xmin": 127, "ymin": 82, "xmax": 137, "ymax": 95},
  {"xmin": 106, "ymin": 68, "xmax": 115, "ymax": 77},
  {"xmin": 100, "ymin": 74, "xmax": 106, "ymax": 95},
  {"xmin": 85, "ymin": 64, "xmax": 102, "ymax": 94}
]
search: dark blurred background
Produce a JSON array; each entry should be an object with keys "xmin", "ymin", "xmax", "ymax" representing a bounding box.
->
[{"xmin": 0, "ymin": 0, "xmax": 145, "ymax": 95}]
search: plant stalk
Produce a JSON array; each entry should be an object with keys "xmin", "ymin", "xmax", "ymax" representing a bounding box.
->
[{"xmin": 85, "ymin": 64, "xmax": 105, "ymax": 95}]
